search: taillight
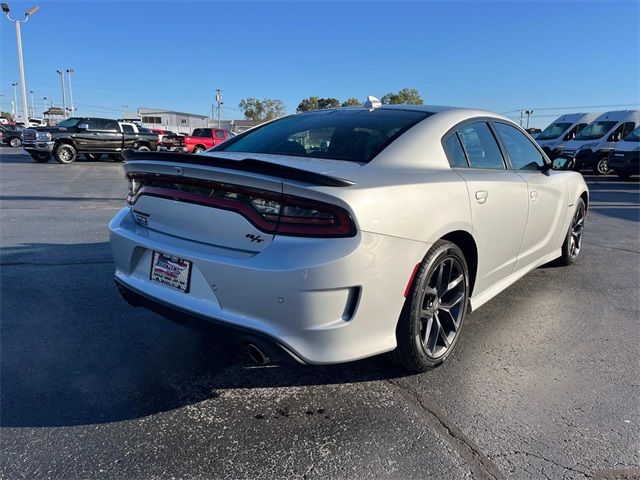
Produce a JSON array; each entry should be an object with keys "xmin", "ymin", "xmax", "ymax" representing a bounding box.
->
[{"xmin": 126, "ymin": 173, "xmax": 356, "ymax": 238}]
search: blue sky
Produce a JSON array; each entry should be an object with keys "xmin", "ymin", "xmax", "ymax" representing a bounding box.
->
[{"xmin": 1, "ymin": 0, "xmax": 638, "ymax": 127}]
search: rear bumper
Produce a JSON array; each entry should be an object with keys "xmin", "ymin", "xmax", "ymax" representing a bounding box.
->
[
  {"xmin": 109, "ymin": 207, "xmax": 427, "ymax": 364},
  {"xmin": 158, "ymin": 145, "xmax": 187, "ymax": 153}
]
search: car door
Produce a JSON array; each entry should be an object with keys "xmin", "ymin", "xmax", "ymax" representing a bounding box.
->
[
  {"xmin": 120, "ymin": 123, "xmax": 137, "ymax": 149},
  {"xmin": 492, "ymin": 121, "xmax": 568, "ymax": 270},
  {"xmin": 98, "ymin": 119, "xmax": 123, "ymax": 151},
  {"xmin": 445, "ymin": 120, "xmax": 529, "ymax": 296}
]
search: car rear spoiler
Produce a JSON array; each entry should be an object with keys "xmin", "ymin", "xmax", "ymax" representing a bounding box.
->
[{"xmin": 121, "ymin": 150, "xmax": 355, "ymax": 188}]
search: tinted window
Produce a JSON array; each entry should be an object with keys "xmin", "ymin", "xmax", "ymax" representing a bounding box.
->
[
  {"xmin": 621, "ymin": 122, "xmax": 636, "ymax": 138},
  {"xmin": 121, "ymin": 124, "xmax": 135, "ymax": 133},
  {"xmin": 537, "ymin": 122, "xmax": 572, "ymax": 140},
  {"xmin": 576, "ymin": 121, "xmax": 617, "ymax": 140},
  {"xmin": 101, "ymin": 119, "xmax": 119, "ymax": 131},
  {"xmin": 444, "ymin": 134, "xmax": 468, "ymax": 167},
  {"xmin": 457, "ymin": 122, "xmax": 505, "ymax": 169},
  {"xmin": 89, "ymin": 118, "xmax": 118, "ymax": 131},
  {"xmin": 216, "ymin": 109, "xmax": 431, "ymax": 163},
  {"xmin": 494, "ymin": 122, "xmax": 545, "ymax": 171},
  {"xmin": 192, "ymin": 129, "xmax": 203, "ymax": 137},
  {"xmin": 85, "ymin": 118, "xmax": 102, "ymax": 130},
  {"xmin": 215, "ymin": 130, "xmax": 226, "ymax": 138}
]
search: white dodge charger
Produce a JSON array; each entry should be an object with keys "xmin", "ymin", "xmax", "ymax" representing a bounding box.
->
[{"xmin": 109, "ymin": 102, "xmax": 588, "ymax": 372}]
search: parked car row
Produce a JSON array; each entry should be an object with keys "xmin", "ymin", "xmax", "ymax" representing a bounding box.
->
[
  {"xmin": 535, "ymin": 110, "xmax": 639, "ymax": 177},
  {"xmin": 20, "ymin": 117, "xmax": 234, "ymax": 164}
]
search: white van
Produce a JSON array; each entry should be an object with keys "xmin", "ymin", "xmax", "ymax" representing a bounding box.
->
[
  {"xmin": 535, "ymin": 112, "xmax": 598, "ymax": 159},
  {"xmin": 562, "ymin": 110, "xmax": 640, "ymax": 174},
  {"xmin": 608, "ymin": 126, "xmax": 640, "ymax": 178}
]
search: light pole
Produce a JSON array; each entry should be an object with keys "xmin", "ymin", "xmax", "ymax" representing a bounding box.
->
[
  {"xmin": 43, "ymin": 96, "xmax": 47, "ymax": 112},
  {"xmin": 2, "ymin": 3, "xmax": 39, "ymax": 125},
  {"xmin": 29, "ymin": 89, "xmax": 34, "ymax": 117},
  {"xmin": 11, "ymin": 82, "xmax": 18, "ymax": 118},
  {"xmin": 525, "ymin": 110, "xmax": 534, "ymax": 129},
  {"xmin": 66, "ymin": 68, "xmax": 74, "ymax": 116},
  {"xmin": 56, "ymin": 70, "xmax": 66, "ymax": 118},
  {"xmin": 215, "ymin": 89, "xmax": 223, "ymax": 129}
]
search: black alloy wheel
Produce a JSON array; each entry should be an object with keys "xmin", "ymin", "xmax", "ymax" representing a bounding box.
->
[
  {"xmin": 391, "ymin": 240, "xmax": 469, "ymax": 372},
  {"xmin": 557, "ymin": 198, "xmax": 586, "ymax": 266}
]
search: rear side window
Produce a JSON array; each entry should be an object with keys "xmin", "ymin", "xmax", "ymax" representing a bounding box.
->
[
  {"xmin": 121, "ymin": 124, "xmax": 135, "ymax": 133},
  {"xmin": 457, "ymin": 122, "xmax": 505, "ymax": 169},
  {"xmin": 494, "ymin": 122, "xmax": 545, "ymax": 171},
  {"xmin": 215, "ymin": 130, "xmax": 226, "ymax": 138},
  {"xmin": 216, "ymin": 108, "xmax": 432, "ymax": 163},
  {"xmin": 444, "ymin": 134, "xmax": 468, "ymax": 167}
]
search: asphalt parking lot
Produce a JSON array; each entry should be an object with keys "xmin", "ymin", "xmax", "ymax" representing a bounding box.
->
[{"xmin": 1, "ymin": 147, "xmax": 638, "ymax": 480}]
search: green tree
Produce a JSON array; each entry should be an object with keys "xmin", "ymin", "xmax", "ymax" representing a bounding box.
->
[
  {"xmin": 239, "ymin": 97, "xmax": 286, "ymax": 121},
  {"xmin": 380, "ymin": 88, "xmax": 423, "ymax": 105},
  {"xmin": 297, "ymin": 96, "xmax": 341, "ymax": 112},
  {"xmin": 317, "ymin": 97, "xmax": 340, "ymax": 109},
  {"xmin": 297, "ymin": 96, "xmax": 320, "ymax": 112},
  {"xmin": 341, "ymin": 97, "xmax": 362, "ymax": 107}
]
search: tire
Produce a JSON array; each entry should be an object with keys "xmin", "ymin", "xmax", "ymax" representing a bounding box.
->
[
  {"xmin": 193, "ymin": 146, "xmax": 205, "ymax": 154},
  {"xmin": 53, "ymin": 143, "xmax": 77, "ymax": 164},
  {"xmin": 136, "ymin": 145, "xmax": 150, "ymax": 152},
  {"xmin": 556, "ymin": 198, "xmax": 586, "ymax": 266},
  {"xmin": 391, "ymin": 240, "xmax": 470, "ymax": 372},
  {"xmin": 9, "ymin": 137, "xmax": 22, "ymax": 147},
  {"xmin": 30, "ymin": 152, "xmax": 51, "ymax": 163},
  {"xmin": 593, "ymin": 156, "xmax": 611, "ymax": 175}
]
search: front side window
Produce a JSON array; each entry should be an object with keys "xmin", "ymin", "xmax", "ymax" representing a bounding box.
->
[
  {"xmin": 215, "ymin": 130, "xmax": 226, "ymax": 138},
  {"xmin": 457, "ymin": 122, "xmax": 505, "ymax": 169},
  {"xmin": 121, "ymin": 124, "xmax": 135, "ymax": 133},
  {"xmin": 57, "ymin": 118, "xmax": 81, "ymax": 128},
  {"xmin": 576, "ymin": 121, "xmax": 618, "ymax": 140},
  {"xmin": 537, "ymin": 122, "xmax": 572, "ymax": 140},
  {"xmin": 192, "ymin": 129, "xmax": 203, "ymax": 137},
  {"xmin": 623, "ymin": 126, "xmax": 640, "ymax": 142},
  {"xmin": 216, "ymin": 108, "xmax": 431, "ymax": 163},
  {"xmin": 621, "ymin": 122, "xmax": 636, "ymax": 139},
  {"xmin": 444, "ymin": 134, "xmax": 468, "ymax": 167},
  {"xmin": 99, "ymin": 119, "xmax": 119, "ymax": 131},
  {"xmin": 494, "ymin": 122, "xmax": 546, "ymax": 171}
]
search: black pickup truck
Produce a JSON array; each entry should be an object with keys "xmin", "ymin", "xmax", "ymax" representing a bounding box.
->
[{"xmin": 23, "ymin": 117, "xmax": 159, "ymax": 164}]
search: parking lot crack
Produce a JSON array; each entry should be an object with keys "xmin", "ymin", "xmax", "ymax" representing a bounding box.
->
[
  {"xmin": 386, "ymin": 378, "xmax": 503, "ymax": 480},
  {"xmin": 491, "ymin": 450, "xmax": 592, "ymax": 478},
  {"xmin": 583, "ymin": 241, "xmax": 639, "ymax": 254}
]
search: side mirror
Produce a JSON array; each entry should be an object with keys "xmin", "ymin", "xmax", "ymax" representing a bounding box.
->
[
  {"xmin": 552, "ymin": 157, "xmax": 575, "ymax": 171},
  {"xmin": 77, "ymin": 123, "xmax": 89, "ymax": 130}
]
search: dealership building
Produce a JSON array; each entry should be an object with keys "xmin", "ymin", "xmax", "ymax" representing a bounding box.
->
[{"xmin": 124, "ymin": 108, "xmax": 210, "ymax": 133}]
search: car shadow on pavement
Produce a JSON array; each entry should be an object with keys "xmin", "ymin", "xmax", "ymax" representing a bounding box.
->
[{"xmin": 0, "ymin": 241, "xmax": 407, "ymax": 428}]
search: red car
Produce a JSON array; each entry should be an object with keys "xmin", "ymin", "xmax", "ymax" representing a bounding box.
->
[{"xmin": 160, "ymin": 127, "xmax": 233, "ymax": 153}]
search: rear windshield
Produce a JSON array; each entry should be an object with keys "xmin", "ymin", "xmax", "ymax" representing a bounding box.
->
[{"xmin": 214, "ymin": 108, "xmax": 432, "ymax": 163}]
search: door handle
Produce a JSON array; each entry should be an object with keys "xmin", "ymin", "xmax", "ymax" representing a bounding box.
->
[
  {"xmin": 475, "ymin": 190, "xmax": 488, "ymax": 204},
  {"xmin": 530, "ymin": 190, "xmax": 539, "ymax": 202}
]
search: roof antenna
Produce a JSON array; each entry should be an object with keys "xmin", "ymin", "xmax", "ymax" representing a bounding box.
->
[{"xmin": 363, "ymin": 96, "xmax": 382, "ymax": 110}]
